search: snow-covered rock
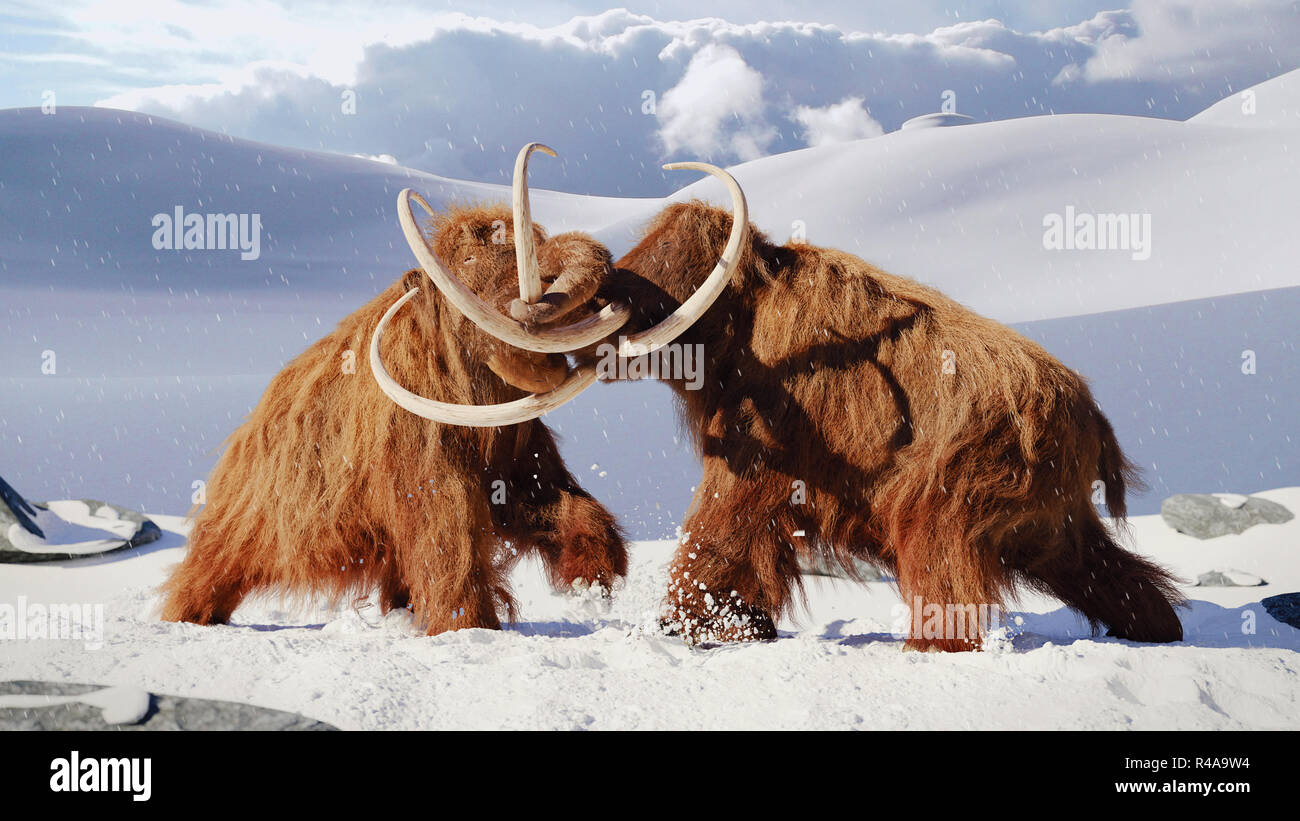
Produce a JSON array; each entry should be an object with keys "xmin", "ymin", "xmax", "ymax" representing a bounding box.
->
[
  {"xmin": 0, "ymin": 681, "xmax": 336, "ymax": 730},
  {"xmin": 0, "ymin": 479, "xmax": 162, "ymax": 564},
  {"xmin": 899, "ymin": 112, "xmax": 977, "ymax": 130},
  {"xmin": 1195, "ymin": 568, "xmax": 1266, "ymax": 587},
  {"xmin": 1161, "ymin": 493, "xmax": 1293, "ymax": 540}
]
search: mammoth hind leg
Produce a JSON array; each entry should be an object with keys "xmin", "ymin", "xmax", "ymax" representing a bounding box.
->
[
  {"xmin": 375, "ymin": 559, "xmax": 410, "ymax": 612},
  {"xmin": 1024, "ymin": 518, "xmax": 1185, "ymax": 644}
]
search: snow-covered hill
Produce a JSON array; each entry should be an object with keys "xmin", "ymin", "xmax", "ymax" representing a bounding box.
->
[
  {"xmin": 668, "ymin": 108, "xmax": 1298, "ymax": 323},
  {"xmin": 1189, "ymin": 68, "xmax": 1300, "ymax": 130},
  {"xmin": 0, "ymin": 106, "xmax": 656, "ymax": 374},
  {"xmin": 5, "ymin": 73, "xmax": 1298, "ymax": 529}
]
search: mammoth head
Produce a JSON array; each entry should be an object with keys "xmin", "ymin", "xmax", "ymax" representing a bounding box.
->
[
  {"xmin": 425, "ymin": 204, "xmax": 614, "ymax": 394},
  {"xmin": 600, "ymin": 198, "xmax": 763, "ymax": 351},
  {"xmin": 370, "ymin": 144, "xmax": 748, "ymax": 427}
]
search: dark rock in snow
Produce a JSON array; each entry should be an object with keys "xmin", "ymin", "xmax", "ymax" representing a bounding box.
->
[
  {"xmin": 1262, "ymin": 594, "xmax": 1300, "ymax": 630},
  {"xmin": 798, "ymin": 553, "xmax": 885, "ymax": 581},
  {"xmin": 0, "ymin": 681, "xmax": 338, "ymax": 730},
  {"xmin": 1160, "ymin": 493, "xmax": 1293, "ymax": 540}
]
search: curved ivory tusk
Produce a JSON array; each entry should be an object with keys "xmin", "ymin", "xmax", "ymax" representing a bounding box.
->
[
  {"xmin": 513, "ymin": 142, "xmax": 555, "ymax": 305},
  {"xmin": 616, "ymin": 162, "xmax": 748, "ymax": 357},
  {"xmin": 369, "ymin": 288, "xmax": 600, "ymax": 426},
  {"xmin": 397, "ymin": 188, "xmax": 630, "ymax": 353}
]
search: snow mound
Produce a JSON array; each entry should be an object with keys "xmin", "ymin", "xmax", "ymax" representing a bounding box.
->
[
  {"xmin": 900, "ymin": 112, "xmax": 977, "ymax": 130},
  {"xmin": 667, "ymin": 109, "xmax": 1298, "ymax": 324},
  {"xmin": 1189, "ymin": 67, "xmax": 1300, "ymax": 129}
]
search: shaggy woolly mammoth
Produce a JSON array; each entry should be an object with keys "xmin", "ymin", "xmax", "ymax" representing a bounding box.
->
[
  {"xmin": 576, "ymin": 179, "xmax": 1185, "ymax": 652},
  {"xmin": 160, "ymin": 145, "xmax": 659, "ymax": 633}
]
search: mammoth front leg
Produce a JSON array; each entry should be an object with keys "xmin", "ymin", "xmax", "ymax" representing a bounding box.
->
[
  {"xmin": 663, "ymin": 465, "xmax": 801, "ymax": 644},
  {"xmin": 495, "ymin": 427, "xmax": 628, "ymax": 595},
  {"xmin": 159, "ymin": 532, "xmax": 255, "ymax": 625},
  {"xmin": 159, "ymin": 503, "xmax": 268, "ymax": 625},
  {"xmin": 393, "ymin": 478, "xmax": 509, "ymax": 634}
]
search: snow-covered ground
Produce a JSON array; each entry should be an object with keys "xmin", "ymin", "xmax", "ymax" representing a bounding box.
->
[
  {"xmin": 2, "ymin": 72, "xmax": 1298, "ymax": 729},
  {"xmin": 2, "ymin": 489, "xmax": 1298, "ymax": 730}
]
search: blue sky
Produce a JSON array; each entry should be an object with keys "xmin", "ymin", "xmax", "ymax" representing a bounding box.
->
[{"xmin": 3, "ymin": 1, "xmax": 1298, "ymax": 195}]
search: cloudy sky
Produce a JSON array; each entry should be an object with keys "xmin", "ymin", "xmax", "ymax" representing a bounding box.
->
[{"xmin": 3, "ymin": 0, "xmax": 1298, "ymax": 194}]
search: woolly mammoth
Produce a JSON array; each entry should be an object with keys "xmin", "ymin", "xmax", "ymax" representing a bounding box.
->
[
  {"xmin": 161, "ymin": 144, "xmax": 644, "ymax": 634},
  {"xmin": 576, "ymin": 180, "xmax": 1185, "ymax": 651}
]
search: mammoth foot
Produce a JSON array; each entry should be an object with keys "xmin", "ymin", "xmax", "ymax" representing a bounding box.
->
[
  {"xmin": 902, "ymin": 636, "xmax": 982, "ymax": 653},
  {"xmin": 567, "ymin": 577, "xmax": 613, "ymax": 599},
  {"xmin": 660, "ymin": 601, "xmax": 778, "ymax": 645}
]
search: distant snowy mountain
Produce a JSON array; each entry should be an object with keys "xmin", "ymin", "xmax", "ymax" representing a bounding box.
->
[
  {"xmin": 0, "ymin": 106, "xmax": 655, "ymax": 376},
  {"xmin": 1189, "ymin": 68, "xmax": 1300, "ymax": 130},
  {"xmin": 662, "ymin": 79, "xmax": 1300, "ymax": 324},
  {"xmin": 1, "ymin": 71, "xmax": 1297, "ymax": 532}
]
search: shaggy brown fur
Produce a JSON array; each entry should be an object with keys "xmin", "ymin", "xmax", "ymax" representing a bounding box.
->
[
  {"xmin": 160, "ymin": 204, "xmax": 627, "ymax": 633},
  {"xmin": 581, "ymin": 201, "xmax": 1185, "ymax": 651}
]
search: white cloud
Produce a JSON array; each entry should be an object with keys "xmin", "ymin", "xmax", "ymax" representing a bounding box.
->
[
  {"xmin": 657, "ymin": 44, "xmax": 776, "ymax": 160},
  {"xmin": 73, "ymin": 4, "xmax": 1300, "ymax": 196},
  {"xmin": 96, "ymin": 62, "xmax": 320, "ymax": 111},
  {"xmin": 1081, "ymin": 0, "xmax": 1300, "ymax": 84},
  {"xmin": 793, "ymin": 97, "xmax": 885, "ymax": 146}
]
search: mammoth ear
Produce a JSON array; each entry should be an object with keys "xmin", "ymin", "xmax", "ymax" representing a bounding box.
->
[
  {"xmin": 487, "ymin": 348, "xmax": 570, "ymax": 394},
  {"xmin": 510, "ymin": 233, "xmax": 612, "ymax": 328}
]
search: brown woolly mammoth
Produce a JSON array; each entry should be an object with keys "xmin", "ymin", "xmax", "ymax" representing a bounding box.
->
[
  {"xmin": 576, "ymin": 173, "xmax": 1185, "ymax": 652},
  {"xmin": 160, "ymin": 144, "xmax": 637, "ymax": 634}
]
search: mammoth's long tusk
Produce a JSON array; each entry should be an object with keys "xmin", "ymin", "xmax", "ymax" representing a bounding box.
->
[
  {"xmin": 397, "ymin": 187, "xmax": 630, "ymax": 353},
  {"xmin": 616, "ymin": 162, "xmax": 748, "ymax": 357},
  {"xmin": 369, "ymin": 288, "xmax": 600, "ymax": 426},
  {"xmin": 512, "ymin": 142, "xmax": 554, "ymax": 305}
]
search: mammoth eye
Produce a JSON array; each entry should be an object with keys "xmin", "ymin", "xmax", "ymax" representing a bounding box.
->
[{"xmin": 463, "ymin": 256, "xmax": 475, "ymax": 264}]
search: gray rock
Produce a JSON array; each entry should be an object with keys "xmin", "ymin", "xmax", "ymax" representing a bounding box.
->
[
  {"xmin": 0, "ymin": 681, "xmax": 337, "ymax": 730},
  {"xmin": 798, "ymin": 553, "xmax": 885, "ymax": 581},
  {"xmin": 1195, "ymin": 568, "xmax": 1266, "ymax": 587},
  {"xmin": 1160, "ymin": 493, "xmax": 1293, "ymax": 540},
  {"xmin": 1262, "ymin": 593, "xmax": 1300, "ymax": 630}
]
